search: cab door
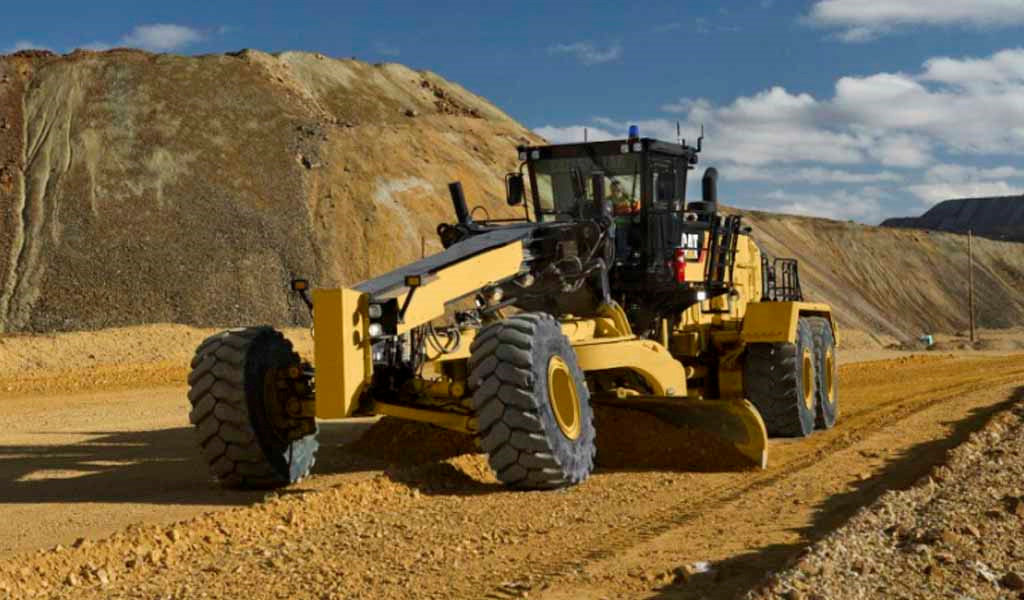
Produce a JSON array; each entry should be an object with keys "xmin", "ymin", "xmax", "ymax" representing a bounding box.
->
[{"xmin": 645, "ymin": 156, "xmax": 688, "ymax": 281}]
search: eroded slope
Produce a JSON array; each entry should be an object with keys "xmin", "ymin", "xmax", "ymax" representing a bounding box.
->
[{"xmin": 0, "ymin": 49, "xmax": 535, "ymax": 333}]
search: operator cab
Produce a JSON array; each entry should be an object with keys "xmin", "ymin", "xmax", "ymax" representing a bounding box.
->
[{"xmin": 512, "ymin": 127, "xmax": 721, "ymax": 301}]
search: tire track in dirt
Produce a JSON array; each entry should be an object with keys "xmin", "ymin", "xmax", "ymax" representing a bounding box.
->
[{"xmin": 491, "ymin": 363, "xmax": 1024, "ymax": 596}]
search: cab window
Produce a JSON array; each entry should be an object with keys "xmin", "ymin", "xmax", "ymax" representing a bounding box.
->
[{"xmin": 651, "ymin": 159, "xmax": 685, "ymax": 212}]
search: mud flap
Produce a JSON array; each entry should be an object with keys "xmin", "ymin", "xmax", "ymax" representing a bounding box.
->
[{"xmin": 595, "ymin": 396, "xmax": 769, "ymax": 469}]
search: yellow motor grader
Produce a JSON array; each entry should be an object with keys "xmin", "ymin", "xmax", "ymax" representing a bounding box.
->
[{"xmin": 187, "ymin": 129, "xmax": 839, "ymax": 489}]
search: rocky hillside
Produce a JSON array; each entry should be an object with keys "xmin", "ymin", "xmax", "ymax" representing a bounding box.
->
[
  {"xmin": 743, "ymin": 210, "xmax": 1024, "ymax": 347},
  {"xmin": 0, "ymin": 49, "xmax": 536, "ymax": 333},
  {"xmin": 1, "ymin": 49, "xmax": 1023, "ymax": 346},
  {"xmin": 882, "ymin": 196, "xmax": 1024, "ymax": 242}
]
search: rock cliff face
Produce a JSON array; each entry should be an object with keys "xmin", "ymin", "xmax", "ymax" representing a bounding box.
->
[
  {"xmin": 1, "ymin": 49, "xmax": 1022, "ymax": 345},
  {"xmin": 0, "ymin": 49, "xmax": 536, "ymax": 332},
  {"xmin": 882, "ymin": 196, "xmax": 1024, "ymax": 242}
]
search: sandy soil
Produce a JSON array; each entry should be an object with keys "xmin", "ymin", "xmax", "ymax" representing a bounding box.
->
[{"xmin": 0, "ymin": 346, "xmax": 1021, "ymax": 598}]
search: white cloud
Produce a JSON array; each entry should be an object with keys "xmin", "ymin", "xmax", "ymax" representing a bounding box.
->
[
  {"xmin": 755, "ymin": 188, "xmax": 886, "ymax": 222},
  {"xmin": 533, "ymin": 125, "xmax": 616, "ymax": 144},
  {"xmin": 602, "ymin": 87, "xmax": 867, "ymax": 167},
  {"xmin": 908, "ymin": 181, "xmax": 1024, "ymax": 204},
  {"xmin": 921, "ymin": 48, "xmax": 1024, "ymax": 90},
  {"xmin": 832, "ymin": 56, "xmax": 1024, "ymax": 155},
  {"xmin": 658, "ymin": 49, "xmax": 1024, "ymax": 166},
  {"xmin": 3, "ymin": 41, "xmax": 51, "ymax": 54},
  {"xmin": 548, "ymin": 42, "xmax": 622, "ymax": 65},
  {"xmin": 806, "ymin": 0, "xmax": 1024, "ymax": 41},
  {"xmin": 908, "ymin": 162, "xmax": 1024, "ymax": 203},
  {"xmin": 71, "ymin": 23, "xmax": 220, "ymax": 55},
  {"xmin": 120, "ymin": 24, "xmax": 204, "ymax": 52},
  {"xmin": 538, "ymin": 46, "xmax": 1024, "ymax": 221},
  {"xmin": 727, "ymin": 165, "xmax": 904, "ymax": 184},
  {"xmin": 925, "ymin": 163, "xmax": 1024, "ymax": 182},
  {"xmin": 869, "ymin": 133, "xmax": 933, "ymax": 167}
]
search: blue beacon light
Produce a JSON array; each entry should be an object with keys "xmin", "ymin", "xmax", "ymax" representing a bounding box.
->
[{"xmin": 628, "ymin": 125, "xmax": 639, "ymax": 139}]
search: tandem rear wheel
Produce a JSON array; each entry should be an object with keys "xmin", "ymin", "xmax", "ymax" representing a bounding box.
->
[{"xmin": 745, "ymin": 316, "xmax": 838, "ymax": 437}]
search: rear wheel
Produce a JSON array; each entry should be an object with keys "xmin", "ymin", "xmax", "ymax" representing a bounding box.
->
[
  {"xmin": 744, "ymin": 317, "xmax": 817, "ymax": 437},
  {"xmin": 187, "ymin": 327, "xmax": 318, "ymax": 489},
  {"xmin": 807, "ymin": 316, "xmax": 839, "ymax": 429},
  {"xmin": 468, "ymin": 313, "xmax": 596, "ymax": 489}
]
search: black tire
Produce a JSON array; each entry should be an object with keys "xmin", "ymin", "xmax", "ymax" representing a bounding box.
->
[
  {"xmin": 806, "ymin": 316, "xmax": 839, "ymax": 429},
  {"xmin": 187, "ymin": 327, "xmax": 319, "ymax": 489},
  {"xmin": 744, "ymin": 317, "xmax": 817, "ymax": 437},
  {"xmin": 468, "ymin": 313, "xmax": 596, "ymax": 489}
]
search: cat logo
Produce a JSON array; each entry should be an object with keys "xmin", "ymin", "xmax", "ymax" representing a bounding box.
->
[
  {"xmin": 681, "ymin": 232, "xmax": 704, "ymax": 261},
  {"xmin": 681, "ymin": 233, "xmax": 702, "ymax": 250}
]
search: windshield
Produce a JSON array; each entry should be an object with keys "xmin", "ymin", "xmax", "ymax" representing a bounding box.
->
[{"xmin": 531, "ymin": 154, "xmax": 641, "ymax": 221}]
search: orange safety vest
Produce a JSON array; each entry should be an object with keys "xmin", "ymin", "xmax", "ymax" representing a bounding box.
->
[{"xmin": 610, "ymin": 194, "xmax": 640, "ymax": 215}]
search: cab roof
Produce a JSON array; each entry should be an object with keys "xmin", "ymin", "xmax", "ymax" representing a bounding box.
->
[{"xmin": 517, "ymin": 137, "xmax": 699, "ymax": 163}]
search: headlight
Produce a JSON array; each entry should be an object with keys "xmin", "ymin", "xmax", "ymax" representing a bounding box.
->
[
  {"xmin": 368, "ymin": 323, "xmax": 384, "ymax": 337},
  {"xmin": 368, "ymin": 304, "xmax": 383, "ymax": 319},
  {"xmin": 696, "ymin": 290, "xmax": 707, "ymax": 301}
]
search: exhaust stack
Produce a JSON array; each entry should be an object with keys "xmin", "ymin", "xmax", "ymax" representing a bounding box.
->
[
  {"xmin": 701, "ymin": 168, "xmax": 719, "ymax": 209},
  {"xmin": 449, "ymin": 181, "xmax": 472, "ymax": 225}
]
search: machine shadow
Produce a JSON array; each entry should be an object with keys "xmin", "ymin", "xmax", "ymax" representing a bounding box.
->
[
  {"xmin": 645, "ymin": 385, "xmax": 1024, "ymax": 600},
  {"xmin": 0, "ymin": 419, "xmax": 378, "ymax": 506}
]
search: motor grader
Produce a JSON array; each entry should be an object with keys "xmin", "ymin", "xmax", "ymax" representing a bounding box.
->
[{"xmin": 186, "ymin": 128, "xmax": 839, "ymax": 489}]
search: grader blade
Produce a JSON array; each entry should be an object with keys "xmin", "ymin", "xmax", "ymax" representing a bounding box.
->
[{"xmin": 597, "ymin": 396, "xmax": 769, "ymax": 469}]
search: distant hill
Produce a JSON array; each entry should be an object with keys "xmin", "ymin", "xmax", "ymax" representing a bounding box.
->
[
  {"xmin": 881, "ymin": 196, "xmax": 1024, "ymax": 242},
  {"xmin": 741, "ymin": 209, "xmax": 1024, "ymax": 347}
]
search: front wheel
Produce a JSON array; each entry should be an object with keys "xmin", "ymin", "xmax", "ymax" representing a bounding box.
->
[
  {"xmin": 468, "ymin": 313, "xmax": 596, "ymax": 489},
  {"xmin": 187, "ymin": 327, "xmax": 319, "ymax": 489}
]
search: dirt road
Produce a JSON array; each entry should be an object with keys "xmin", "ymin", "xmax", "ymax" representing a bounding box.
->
[{"xmin": 0, "ymin": 353, "xmax": 1022, "ymax": 599}]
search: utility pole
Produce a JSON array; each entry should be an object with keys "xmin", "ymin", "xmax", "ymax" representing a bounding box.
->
[{"xmin": 968, "ymin": 229, "xmax": 976, "ymax": 343}]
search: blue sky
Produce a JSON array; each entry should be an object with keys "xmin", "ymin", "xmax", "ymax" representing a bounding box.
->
[{"xmin": 4, "ymin": 0, "xmax": 1024, "ymax": 223}]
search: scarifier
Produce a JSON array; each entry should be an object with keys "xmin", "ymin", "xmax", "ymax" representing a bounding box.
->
[{"xmin": 186, "ymin": 127, "xmax": 840, "ymax": 489}]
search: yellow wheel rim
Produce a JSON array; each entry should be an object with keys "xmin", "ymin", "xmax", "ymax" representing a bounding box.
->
[
  {"xmin": 825, "ymin": 348, "xmax": 835, "ymax": 404},
  {"xmin": 802, "ymin": 348, "xmax": 815, "ymax": 411},
  {"xmin": 547, "ymin": 356, "xmax": 581, "ymax": 440}
]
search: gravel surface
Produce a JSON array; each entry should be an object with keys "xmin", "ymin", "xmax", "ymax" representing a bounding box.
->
[{"xmin": 750, "ymin": 394, "xmax": 1024, "ymax": 600}]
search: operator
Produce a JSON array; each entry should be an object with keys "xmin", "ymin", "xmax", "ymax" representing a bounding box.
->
[
  {"xmin": 607, "ymin": 179, "xmax": 640, "ymax": 263},
  {"xmin": 607, "ymin": 180, "xmax": 640, "ymax": 216}
]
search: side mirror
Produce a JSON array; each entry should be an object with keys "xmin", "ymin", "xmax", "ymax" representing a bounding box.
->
[{"xmin": 506, "ymin": 173, "xmax": 525, "ymax": 206}]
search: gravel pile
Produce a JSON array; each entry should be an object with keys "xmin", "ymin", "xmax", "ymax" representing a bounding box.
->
[{"xmin": 749, "ymin": 400, "xmax": 1024, "ymax": 600}]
